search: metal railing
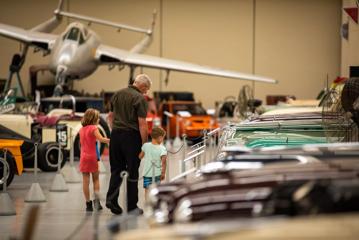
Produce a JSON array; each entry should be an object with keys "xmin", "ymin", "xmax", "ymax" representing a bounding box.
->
[
  {"xmin": 169, "ymin": 127, "xmax": 223, "ymax": 182},
  {"xmin": 59, "ymin": 94, "xmax": 76, "ymax": 112}
]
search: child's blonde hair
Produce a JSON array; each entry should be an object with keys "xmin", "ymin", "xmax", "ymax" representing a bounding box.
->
[
  {"xmin": 151, "ymin": 127, "xmax": 166, "ymax": 139},
  {"xmin": 81, "ymin": 108, "xmax": 100, "ymax": 126}
]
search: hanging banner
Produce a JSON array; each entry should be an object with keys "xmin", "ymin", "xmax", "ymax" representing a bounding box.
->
[{"xmin": 344, "ymin": 7, "xmax": 358, "ymax": 24}]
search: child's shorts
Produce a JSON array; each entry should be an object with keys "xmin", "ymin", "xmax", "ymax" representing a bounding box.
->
[{"xmin": 143, "ymin": 176, "xmax": 161, "ymax": 188}]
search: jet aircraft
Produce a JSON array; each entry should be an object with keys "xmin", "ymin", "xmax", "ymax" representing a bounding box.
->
[{"xmin": 0, "ymin": 0, "xmax": 277, "ymax": 96}]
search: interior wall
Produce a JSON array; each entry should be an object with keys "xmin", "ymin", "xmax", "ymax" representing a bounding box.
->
[
  {"xmin": 0, "ymin": 0, "xmax": 341, "ymax": 108},
  {"xmin": 255, "ymin": 0, "xmax": 342, "ymax": 100},
  {"xmin": 341, "ymin": 0, "xmax": 359, "ymax": 77}
]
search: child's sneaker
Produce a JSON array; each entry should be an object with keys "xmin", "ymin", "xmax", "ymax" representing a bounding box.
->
[
  {"xmin": 93, "ymin": 199, "xmax": 103, "ymax": 211},
  {"xmin": 86, "ymin": 201, "xmax": 93, "ymax": 212}
]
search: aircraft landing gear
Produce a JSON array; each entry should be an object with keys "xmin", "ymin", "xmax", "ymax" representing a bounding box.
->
[
  {"xmin": 54, "ymin": 66, "xmax": 67, "ymax": 96},
  {"xmin": 3, "ymin": 47, "xmax": 28, "ymax": 97},
  {"xmin": 53, "ymin": 84, "xmax": 64, "ymax": 97}
]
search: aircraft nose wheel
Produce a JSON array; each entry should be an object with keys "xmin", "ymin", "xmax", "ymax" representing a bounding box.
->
[{"xmin": 53, "ymin": 84, "xmax": 63, "ymax": 97}]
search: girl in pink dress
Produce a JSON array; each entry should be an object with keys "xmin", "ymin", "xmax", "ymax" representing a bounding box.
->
[{"xmin": 80, "ymin": 108, "xmax": 110, "ymax": 212}]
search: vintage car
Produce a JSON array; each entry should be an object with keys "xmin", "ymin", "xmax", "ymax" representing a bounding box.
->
[
  {"xmin": 0, "ymin": 94, "xmax": 111, "ymax": 166},
  {"xmin": 39, "ymin": 96, "xmax": 111, "ymax": 158},
  {"xmin": 217, "ymin": 77, "xmax": 355, "ymax": 149},
  {"xmin": 146, "ymin": 143, "xmax": 359, "ymax": 224},
  {"xmin": 158, "ymin": 101, "xmax": 219, "ymax": 140},
  {"xmin": 0, "ymin": 123, "xmax": 67, "ymax": 172},
  {"xmin": 0, "ymin": 139, "xmax": 23, "ymax": 188},
  {"xmin": 223, "ymin": 108, "xmax": 329, "ymax": 148}
]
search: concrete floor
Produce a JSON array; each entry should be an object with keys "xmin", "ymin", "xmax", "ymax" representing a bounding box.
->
[{"xmin": 0, "ymin": 143, "xmax": 215, "ymax": 240}]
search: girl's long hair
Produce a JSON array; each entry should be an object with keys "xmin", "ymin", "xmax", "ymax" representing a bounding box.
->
[{"xmin": 81, "ymin": 108, "xmax": 99, "ymax": 126}]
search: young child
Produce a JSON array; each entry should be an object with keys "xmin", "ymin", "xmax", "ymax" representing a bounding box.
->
[
  {"xmin": 139, "ymin": 127, "xmax": 167, "ymax": 200},
  {"xmin": 80, "ymin": 108, "xmax": 110, "ymax": 212}
]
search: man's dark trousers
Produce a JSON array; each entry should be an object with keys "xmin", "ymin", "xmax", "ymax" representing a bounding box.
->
[{"xmin": 106, "ymin": 128, "xmax": 142, "ymax": 210}]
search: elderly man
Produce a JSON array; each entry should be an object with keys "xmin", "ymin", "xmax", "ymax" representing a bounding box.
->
[{"xmin": 106, "ymin": 74, "xmax": 151, "ymax": 214}]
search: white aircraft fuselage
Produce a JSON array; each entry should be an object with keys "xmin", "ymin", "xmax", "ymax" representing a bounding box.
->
[{"xmin": 49, "ymin": 22, "xmax": 100, "ymax": 80}]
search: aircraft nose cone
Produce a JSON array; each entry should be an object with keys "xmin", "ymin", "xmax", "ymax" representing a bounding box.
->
[
  {"xmin": 58, "ymin": 52, "xmax": 71, "ymax": 66},
  {"xmin": 57, "ymin": 43, "xmax": 76, "ymax": 66}
]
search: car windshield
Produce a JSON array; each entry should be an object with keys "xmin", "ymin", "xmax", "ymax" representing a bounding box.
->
[{"xmin": 172, "ymin": 103, "xmax": 207, "ymax": 116}]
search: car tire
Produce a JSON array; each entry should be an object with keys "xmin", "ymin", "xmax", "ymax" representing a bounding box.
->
[
  {"xmin": 74, "ymin": 116, "xmax": 110, "ymax": 160},
  {"xmin": 0, "ymin": 151, "xmax": 16, "ymax": 190},
  {"xmin": 21, "ymin": 140, "xmax": 36, "ymax": 168},
  {"xmin": 37, "ymin": 142, "xmax": 67, "ymax": 172}
]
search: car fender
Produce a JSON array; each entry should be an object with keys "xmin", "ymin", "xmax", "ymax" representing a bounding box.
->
[{"xmin": 0, "ymin": 139, "xmax": 24, "ymax": 175}]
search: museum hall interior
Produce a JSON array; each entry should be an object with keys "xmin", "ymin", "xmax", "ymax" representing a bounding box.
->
[{"xmin": 1, "ymin": 0, "xmax": 359, "ymax": 239}]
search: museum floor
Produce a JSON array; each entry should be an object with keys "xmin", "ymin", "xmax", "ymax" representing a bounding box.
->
[{"xmin": 0, "ymin": 147, "xmax": 189, "ymax": 240}]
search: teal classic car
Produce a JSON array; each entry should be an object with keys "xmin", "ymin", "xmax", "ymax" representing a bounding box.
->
[{"xmin": 222, "ymin": 108, "xmax": 335, "ymax": 149}]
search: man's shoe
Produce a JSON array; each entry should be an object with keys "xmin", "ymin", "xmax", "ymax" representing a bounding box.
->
[
  {"xmin": 86, "ymin": 201, "xmax": 93, "ymax": 212},
  {"xmin": 106, "ymin": 202, "xmax": 123, "ymax": 215},
  {"xmin": 128, "ymin": 207, "xmax": 143, "ymax": 215}
]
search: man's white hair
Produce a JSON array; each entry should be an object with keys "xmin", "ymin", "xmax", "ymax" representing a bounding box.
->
[{"xmin": 134, "ymin": 74, "xmax": 152, "ymax": 87}]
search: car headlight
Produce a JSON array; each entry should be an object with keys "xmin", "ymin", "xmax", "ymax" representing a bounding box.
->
[
  {"xmin": 145, "ymin": 201, "xmax": 169, "ymax": 224},
  {"xmin": 148, "ymin": 185, "xmax": 159, "ymax": 205},
  {"xmin": 174, "ymin": 198, "xmax": 193, "ymax": 223},
  {"xmin": 184, "ymin": 120, "xmax": 192, "ymax": 126},
  {"xmin": 154, "ymin": 201, "xmax": 169, "ymax": 224}
]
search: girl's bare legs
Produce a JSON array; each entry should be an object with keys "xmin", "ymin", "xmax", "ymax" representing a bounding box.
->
[
  {"xmin": 92, "ymin": 171, "xmax": 100, "ymax": 195},
  {"xmin": 82, "ymin": 173, "xmax": 90, "ymax": 201},
  {"xmin": 92, "ymin": 171, "xmax": 103, "ymax": 210}
]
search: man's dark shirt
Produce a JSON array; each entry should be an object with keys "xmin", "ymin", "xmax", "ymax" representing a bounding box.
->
[{"xmin": 110, "ymin": 85, "xmax": 148, "ymax": 131}]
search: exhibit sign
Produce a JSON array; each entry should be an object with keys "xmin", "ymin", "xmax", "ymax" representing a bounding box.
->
[{"xmin": 56, "ymin": 124, "xmax": 68, "ymax": 148}]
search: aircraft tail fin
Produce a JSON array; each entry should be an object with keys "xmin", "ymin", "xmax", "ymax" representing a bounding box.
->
[
  {"xmin": 130, "ymin": 10, "xmax": 157, "ymax": 54},
  {"xmin": 55, "ymin": 0, "xmax": 65, "ymax": 14},
  {"xmin": 148, "ymin": 9, "xmax": 157, "ymax": 35}
]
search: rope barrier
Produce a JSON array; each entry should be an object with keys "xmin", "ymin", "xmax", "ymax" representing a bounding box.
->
[
  {"xmin": 126, "ymin": 160, "xmax": 162, "ymax": 183},
  {"xmin": 166, "ymin": 141, "xmax": 184, "ymax": 154}
]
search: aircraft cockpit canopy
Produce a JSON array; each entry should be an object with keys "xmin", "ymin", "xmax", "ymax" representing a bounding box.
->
[{"xmin": 64, "ymin": 27, "xmax": 86, "ymax": 44}]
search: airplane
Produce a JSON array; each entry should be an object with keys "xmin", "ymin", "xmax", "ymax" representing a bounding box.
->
[{"xmin": 0, "ymin": 0, "xmax": 277, "ymax": 96}]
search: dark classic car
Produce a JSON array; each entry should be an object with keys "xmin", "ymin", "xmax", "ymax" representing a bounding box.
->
[{"xmin": 145, "ymin": 143, "xmax": 359, "ymax": 224}]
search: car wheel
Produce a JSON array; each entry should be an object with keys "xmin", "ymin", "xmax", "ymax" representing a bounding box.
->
[
  {"xmin": 0, "ymin": 151, "xmax": 16, "ymax": 190},
  {"xmin": 37, "ymin": 142, "xmax": 67, "ymax": 172},
  {"xmin": 21, "ymin": 140, "xmax": 36, "ymax": 168}
]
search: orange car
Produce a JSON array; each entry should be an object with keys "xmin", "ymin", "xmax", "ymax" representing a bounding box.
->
[
  {"xmin": 159, "ymin": 101, "xmax": 219, "ymax": 139},
  {"xmin": 0, "ymin": 139, "xmax": 24, "ymax": 188}
]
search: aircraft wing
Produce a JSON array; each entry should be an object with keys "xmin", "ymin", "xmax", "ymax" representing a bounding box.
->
[
  {"xmin": 0, "ymin": 23, "xmax": 57, "ymax": 50},
  {"xmin": 96, "ymin": 45, "xmax": 277, "ymax": 84}
]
